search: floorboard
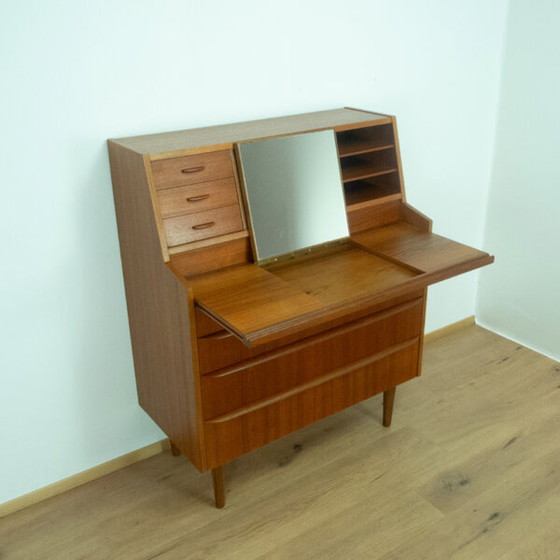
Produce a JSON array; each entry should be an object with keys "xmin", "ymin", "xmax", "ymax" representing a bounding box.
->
[{"xmin": 1, "ymin": 325, "xmax": 559, "ymax": 559}]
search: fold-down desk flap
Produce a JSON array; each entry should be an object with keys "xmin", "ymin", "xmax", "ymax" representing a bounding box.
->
[
  {"xmin": 352, "ymin": 222, "xmax": 494, "ymax": 280},
  {"xmin": 190, "ymin": 265, "xmax": 323, "ymax": 345},
  {"xmin": 191, "ymin": 228, "xmax": 493, "ymax": 347},
  {"xmin": 191, "ymin": 244, "xmax": 422, "ymax": 347}
]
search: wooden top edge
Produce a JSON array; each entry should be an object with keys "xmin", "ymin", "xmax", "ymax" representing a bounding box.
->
[{"xmin": 108, "ymin": 108, "xmax": 391, "ymax": 156}]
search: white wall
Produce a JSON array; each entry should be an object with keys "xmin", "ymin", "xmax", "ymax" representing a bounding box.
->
[
  {"xmin": 477, "ymin": 1, "xmax": 560, "ymax": 361},
  {"xmin": 0, "ymin": 0, "xmax": 508, "ymax": 504}
]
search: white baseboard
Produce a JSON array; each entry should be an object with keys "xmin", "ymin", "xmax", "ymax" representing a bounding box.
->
[{"xmin": 0, "ymin": 439, "xmax": 169, "ymax": 518}]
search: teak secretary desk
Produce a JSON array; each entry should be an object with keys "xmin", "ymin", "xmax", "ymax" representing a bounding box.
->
[{"xmin": 108, "ymin": 108, "xmax": 493, "ymax": 508}]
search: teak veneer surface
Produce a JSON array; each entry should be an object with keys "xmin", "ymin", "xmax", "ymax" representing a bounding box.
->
[
  {"xmin": 266, "ymin": 244, "xmax": 417, "ymax": 305},
  {"xmin": 107, "ymin": 108, "xmax": 494, "ymax": 506},
  {"xmin": 190, "ymin": 225, "xmax": 493, "ymax": 347},
  {"xmin": 111, "ymin": 108, "xmax": 389, "ymax": 156},
  {"xmin": 352, "ymin": 222, "xmax": 493, "ymax": 273},
  {"xmin": 199, "ymin": 299, "xmax": 424, "ymax": 418},
  {"xmin": 190, "ymin": 265, "xmax": 323, "ymax": 346},
  {"xmin": 108, "ymin": 144, "xmax": 206, "ymax": 470},
  {"xmin": 191, "ymin": 246, "xmax": 418, "ymax": 346},
  {"xmin": 203, "ymin": 339, "xmax": 421, "ymax": 468}
]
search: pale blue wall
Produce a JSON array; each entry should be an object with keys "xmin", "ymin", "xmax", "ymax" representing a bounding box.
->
[
  {"xmin": 477, "ymin": 1, "xmax": 560, "ymax": 361},
  {"xmin": 0, "ymin": 0, "xmax": 507, "ymax": 504}
]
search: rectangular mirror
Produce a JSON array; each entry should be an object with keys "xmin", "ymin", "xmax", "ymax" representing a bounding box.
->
[{"xmin": 237, "ymin": 130, "xmax": 349, "ymax": 263}]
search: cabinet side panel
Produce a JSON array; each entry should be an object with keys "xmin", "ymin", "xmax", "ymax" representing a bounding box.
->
[{"xmin": 108, "ymin": 142, "xmax": 206, "ymax": 471}]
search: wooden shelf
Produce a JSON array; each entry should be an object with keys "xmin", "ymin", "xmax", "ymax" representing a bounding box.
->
[
  {"xmin": 345, "ymin": 184, "xmax": 402, "ymax": 209},
  {"xmin": 341, "ymin": 162, "xmax": 397, "ymax": 183},
  {"xmin": 338, "ymin": 141, "xmax": 395, "ymax": 158}
]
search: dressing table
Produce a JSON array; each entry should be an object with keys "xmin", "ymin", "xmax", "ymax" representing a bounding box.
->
[{"xmin": 108, "ymin": 108, "xmax": 493, "ymax": 508}]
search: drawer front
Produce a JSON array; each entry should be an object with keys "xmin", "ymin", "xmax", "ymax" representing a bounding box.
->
[
  {"xmin": 157, "ymin": 177, "xmax": 239, "ymax": 219},
  {"xmin": 163, "ymin": 204, "xmax": 243, "ymax": 247},
  {"xmin": 197, "ymin": 297, "xmax": 423, "ymax": 376},
  {"xmin": 199, "ymin": 298, "xmax": 423, "ymax": 419},
  {"xmin": 203, "ymin": 339, "xmax": 420, "ymax": 469},
  {"xmin": 151, "ymin": 151, "xmax": 233, "ymax": 190}
]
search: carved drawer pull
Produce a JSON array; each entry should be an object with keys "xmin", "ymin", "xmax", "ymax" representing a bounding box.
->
[
  {"xmin": 181, "ymin": 165, "xmax": 205, "ymax": 174},
  {"xmin": 186, "ymin": 194, "xmax": 211, "ymax": 203},
  {"xmin": 192, "ymin": 221, "xmax": 216, "ymax": 230}
]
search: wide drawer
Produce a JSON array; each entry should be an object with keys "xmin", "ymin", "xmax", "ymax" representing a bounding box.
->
[
  {"xmin": 197, "ymin": 296, "xmax": 423, "ymax": 376},
  {"xmin": 157, "ymin": 177, "xmax": 239, "ymax": 219},
  {"xmin": 203, "ymin": 339, "xmax": 420, "ymax": 469},
  {"xmin": 163, "ymin": 204, "xmax": 244, "ymax": 247},
  {"xmin": 199, "ymin": 297, "xmax": 423, "ymax": 419},
  {"xmin": 151, "ymin": 150, "xmax": 233, "ymax": 190}
]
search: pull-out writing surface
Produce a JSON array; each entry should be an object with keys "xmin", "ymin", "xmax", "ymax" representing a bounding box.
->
[
  {"xmin": 191, "ymin": 224, "xmax": 493, "ymax": 347},
  {"xmin": 189, "ymin": 264, "xmax": 322, "ymax": 345},
  {"xmin": 191, "ymin": 243, "xmax": 420, "ymax": 346}
]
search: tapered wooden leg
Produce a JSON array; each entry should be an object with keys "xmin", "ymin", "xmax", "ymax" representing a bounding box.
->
[
  {"xmin": 169, "ymin": 440, "xmax": 181, "ymax": 457},
  {"xmin": 383, "ymin": 387, "xmax": 396, "ymax": 427},
  {"xmin": 211, "ymin": 466, "xmax": 226, "ymax": 509}
]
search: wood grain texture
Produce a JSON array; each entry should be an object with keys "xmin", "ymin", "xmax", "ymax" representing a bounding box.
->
[
  {"xmin": 197, "ymin": 298, "xmax": 422, "ymax": 377},
  {"xmin": 203, "ymin": 339, "xmax": 420, "ymax": 468},
  {"xmin": 336, "ymin": 122, "xmax": 395, "ymax": 157},
  {"xmin": 156, "ymin": 177, "xmax": 239, "ymax": 218},
  {"xmin": 391, "ymin": 116, "xmax": 408, "ymax": 203},
  {"xmin": 151, "ymin": 150, "xmax": 233, "ymax": 189},
  {"xmin": 383, "ymin": 387, "xmax": 396, "ymax": 427},
  {"xmin": 107, "ymin": 142, "xmax": 206, "ymax": 470},
  {"xmin": 267, "ymin": 244, "xmax": 417, "ymax": 307},
  {"xmin": 399, "ymin": 201, "xmax": 432, "ymax": 231},
  {"xmin": 169, "ymin": 234, "xmax": 252, "ymax": 276},
  {"xmin": 110, "ymin": 108, "xmax": 390, "ymax": 156},
  {"xmin": 199, "ymin": 299, "xmax": 423, "ymax": 419},
  {"xmin": 106, "ymin": 108, "xmax": 494, "ymax": 508},
  {"xmin": 190, "ymin": 264, "xmax": 324, "ymax": 345},
  {"xmin": 352, "ymin": 221, "xmax": 494, "ymax": 275},
  {"xmin": 191, "ymin": 245, "xmax": 425, "ymax": 346},
  {"xmin": 163, "ymin": 203, "xmax": 244, "ymax": 247},
  {"xmin": 190, "ymin": 231, "xmax": 491, "ymax": 348},
  {"xmin": 4, "ymin": 327, "xmax": 556, "ymax": 559},
  {"xmin": 211, "ymin": 466, "xmax": 226, "ymax": 509},
  {"xmin": 347, "ymin": 198, "xmax": 402, "ymax": 233}
]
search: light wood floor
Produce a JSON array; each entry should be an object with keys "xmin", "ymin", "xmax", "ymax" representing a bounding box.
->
[{"xmin": 2, "ymin": 325, "xmax": 560, "ymax": 559}]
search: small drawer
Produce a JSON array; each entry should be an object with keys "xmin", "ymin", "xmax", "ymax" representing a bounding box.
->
[
  {"xmin": 157, "ymin": 177, "xmax": 239, "ymax": 219},
  {"xmin": 151, "ymin": 151, "xmax": 234, "ymax": 190},
  {"xmin": 163, "ymin": 204, "xmax": 244, "ymax": 247},
  {"xmin": 199, "ymin": 298, "xmax": 423, "ymax": 419}
]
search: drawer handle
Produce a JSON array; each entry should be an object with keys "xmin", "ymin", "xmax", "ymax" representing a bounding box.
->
[
  {"xmin": 192, "ymin": 221, "xmax": 215, "ymax": 230},
  {"xmin": 186, "ymin": 194, "xmax": 210, "ymax": 203},
  {"xmin": 200, "ymin": 330, "xmax": 233, "ymax": 340},
  {"xmin": 181, "ymin": 165, "xmax": 205, "ymax": 174}
]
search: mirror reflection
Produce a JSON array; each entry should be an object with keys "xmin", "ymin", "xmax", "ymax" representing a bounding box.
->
[{"xmin": 237, "ymin": 130, "xmax": 349, "ymax": 262}]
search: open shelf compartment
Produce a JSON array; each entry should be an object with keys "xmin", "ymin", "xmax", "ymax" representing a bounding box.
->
[{"xmin": 336, "ymin": 122, "xmax": 403, "ymax": 211}]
